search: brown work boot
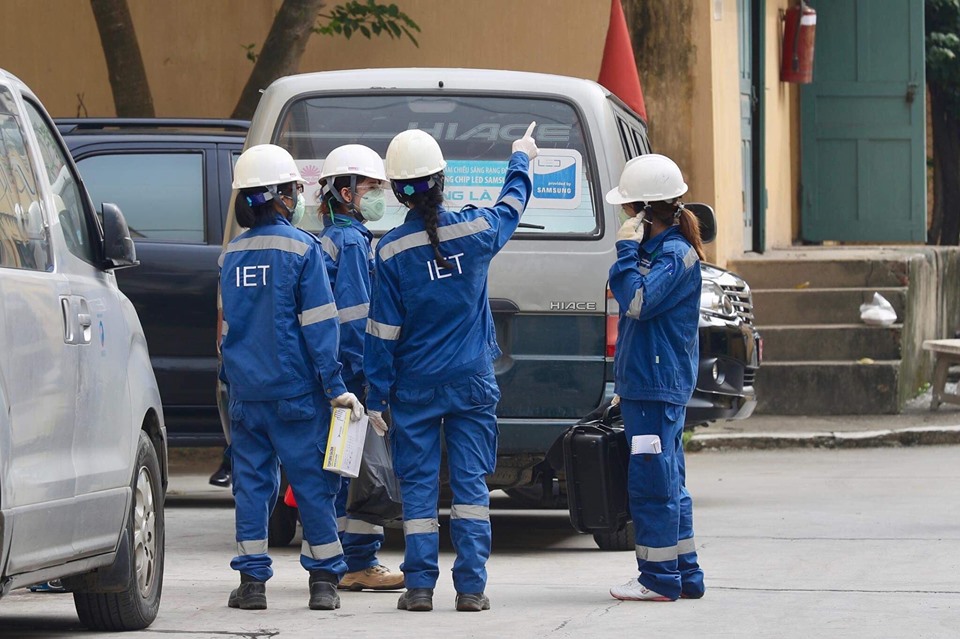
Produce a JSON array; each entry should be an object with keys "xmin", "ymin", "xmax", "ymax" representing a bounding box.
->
[{"xmin": 338, "ymin": 565, "xmax": 405, "ymax": 591}]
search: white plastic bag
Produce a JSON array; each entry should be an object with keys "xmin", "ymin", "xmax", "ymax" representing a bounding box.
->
[{"xmin": 859, "ymin": 292, "xmax": 897, "ymax": 327}]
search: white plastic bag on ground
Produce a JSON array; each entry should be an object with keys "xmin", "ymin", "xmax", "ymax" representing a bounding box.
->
[{"xmin": 859, "ymin": 292, "xmax": 897, "ymax": 327}]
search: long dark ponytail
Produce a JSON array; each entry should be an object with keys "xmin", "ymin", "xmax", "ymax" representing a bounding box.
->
[
  {"xmin": 646, "ymin": 200, "xmax": 706, "ymax": 261},
  {"xmin": 397, "ymin": 174, "xmax": 450, "ymax": 268}
]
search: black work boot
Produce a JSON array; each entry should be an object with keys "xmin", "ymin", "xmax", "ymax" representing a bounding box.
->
[
  {"xmin": 455, "ymin": 592, "xmax": 491, "ymax": 612},
  {"xmin": 228, "ymin": 573, "xmax": 266, "ymax": 610},
  {"xmin": 208, "ymin": 452, "xmax": 231, "ymax": 488},
  {"xmin": 397, "ymin": 588, "xmax": 434, "ymax": 612},
  {"xmin": 308, "ymin": 571, "xmax": 341, "ymax": 610}
]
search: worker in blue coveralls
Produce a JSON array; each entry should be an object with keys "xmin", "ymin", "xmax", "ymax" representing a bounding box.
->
[
  {"xmin": 364, "ymin": 124, "xmax": 538, "ymax": 613},
  {"xmin": 605, "ymin": 154, "xmax": 707, "ymax": 602},
  {"xmin": 314, "ymin": 144, "xmax": 404, "ymax": 591},
  {"xmin": 219, "ymin": 144, "xmax": 364, "ymax": 612}
]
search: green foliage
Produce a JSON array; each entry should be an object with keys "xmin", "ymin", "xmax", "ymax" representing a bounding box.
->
[
  {"xmin": 314, "ymin": 0, "xmax": 420, "ymax": 47},
  {"xmin": 927, "ymin": 0, "xmax": 960, "ymax": 111},
  {"xmin": 241, "ymin": 43, "xmax": 258, "ymax": 63}
]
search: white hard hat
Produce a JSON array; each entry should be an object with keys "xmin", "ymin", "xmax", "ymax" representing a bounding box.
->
[
  {"xmin": 320, "ymin": 144, "xmax": 387, "ymax": 182},
  {"xmin": 605, "ymin": 153, "xmax": 688, "ymax": 205},
  {"xmin": 385, "ymin": 129, "xmax": 447, "ymax": 180},
  {"xmin": 233, "ymin": 144, "xmax": 304, "ymax": 190}
]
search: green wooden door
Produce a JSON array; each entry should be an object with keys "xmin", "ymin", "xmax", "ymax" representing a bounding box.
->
[{"xmin": 801, "ymin": 0, "xmax": 926, "ymax": 242}]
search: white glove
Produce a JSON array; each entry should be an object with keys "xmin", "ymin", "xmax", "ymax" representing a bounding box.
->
[
  {"xmin": 617, "ymin": 215, "xmax": 645, "ymax": 242},
  {"xmin": 512, "ymin": 121, "xmax": 538, "ymax": 159},
  {"xmin": 331, "ymin": 392, "xmax": 364, "ymax": 420},
  {"xmin": 610, "ymin": 394, "xmax": 621, "ymax": 407},
  {"xmin": 368, "ymin": 410, "xmax": 388, "ymax": 437}
]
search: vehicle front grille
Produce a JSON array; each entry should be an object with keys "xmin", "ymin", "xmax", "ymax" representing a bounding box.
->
[{"xmin": 720, "ymin": 283, "xmax": 755, "ymax": 325}]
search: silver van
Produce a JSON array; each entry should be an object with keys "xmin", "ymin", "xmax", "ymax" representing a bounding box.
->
[
  {"xmin": 227, "ymin": 68, "xmax": 759, "ymax": 501},
  {"xmin": 0, "ymin": 69, "xmax": 166, "ymax": 630}
]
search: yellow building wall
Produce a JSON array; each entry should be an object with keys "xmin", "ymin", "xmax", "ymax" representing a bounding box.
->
[
  {"xmin": 1, "ymin": 0, "xmax": 796, "ymax": 264},
  {"xmin": 763, "ymin": 0, "xmax": 800, "ymax": 249}
]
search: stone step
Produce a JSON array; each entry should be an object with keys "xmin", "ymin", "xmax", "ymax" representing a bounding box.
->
[
  {"xmin": 758, "ymin": 324, "xmax": 903, "ymax": 362},
  {"xmin": 755, "ymin": 361, "xmax": 900, "ymax": 415},
  {"xmin": 752, "ymin": 288, "xmax": 906, "ymax": 325},
  {"xmin": 728, "ymin": 258, "xmax": 909, "ymax": 289}
]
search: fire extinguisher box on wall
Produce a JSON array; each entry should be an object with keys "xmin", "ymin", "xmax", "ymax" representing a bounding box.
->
[{"xmin": 781, "ymin": 1, "xmax": 816, "ymax": 83}]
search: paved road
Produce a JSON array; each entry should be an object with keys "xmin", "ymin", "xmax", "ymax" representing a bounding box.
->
[{"xmin": 2, "ymin": 445, "xmax": 959, "ymax": 638}]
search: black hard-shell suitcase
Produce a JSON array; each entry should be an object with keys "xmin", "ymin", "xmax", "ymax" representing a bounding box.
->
[{"xmin": 561, "ymin": 420, "xmax": 630, "ymax": 534}]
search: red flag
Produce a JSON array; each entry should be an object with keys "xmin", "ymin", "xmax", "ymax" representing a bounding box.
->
[{"xmin": 598, "ymin": 0, "xmax": 647, "ymax": 121}]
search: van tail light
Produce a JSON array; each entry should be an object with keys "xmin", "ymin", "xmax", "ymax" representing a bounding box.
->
[{"xmin": 605, "ymin": 286, "xmax": 618, "ymax": 358}]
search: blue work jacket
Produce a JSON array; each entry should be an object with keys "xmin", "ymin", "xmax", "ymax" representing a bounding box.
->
[
  {"xmin": 219, "ymin": 214, "xmax": 347, "ymax": 402},
  {"xmin": 316, "ymin": 215, "xmax": 374, "ymax": 393},
  {"xmin": 609, "ymin": 225, "xmax": 701, "ymax": 405},
  {"xmin": 364, "ymin": 151, "xmax": 533, "ymax": 411}
]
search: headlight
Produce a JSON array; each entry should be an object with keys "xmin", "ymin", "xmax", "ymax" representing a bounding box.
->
[{"xmin": 700, "ymin": 281, "xmax": 737, "ymax": 318}]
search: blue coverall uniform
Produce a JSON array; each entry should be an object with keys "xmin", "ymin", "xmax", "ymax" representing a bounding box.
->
[
  {"xmin": 608, "ymin": 225, "xmax": 706, "ymax": 600},
  {"xmin": 219, "ymin": 213, "xmax": 348, "ymax": 582},
  {"xmin": 317, "ymin": 215, "xmax": 384, "ymax": 572},
  {"xmin": 364, "ymin": 151, "xmax": 532, "ymax": 594}
]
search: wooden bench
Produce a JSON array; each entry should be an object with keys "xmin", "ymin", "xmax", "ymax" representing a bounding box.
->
[{"xmin": 923, "ymin": 339, "xmax": 960, "ymax": 410}]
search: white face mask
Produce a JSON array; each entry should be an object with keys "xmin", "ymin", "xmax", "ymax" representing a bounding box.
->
[
  {"xmin": 290, "ymin": 194, "xmax": 305, "ymax": 226},
  {"xmin": 358, "ymin": 188, "xmax": 386, "ymax": 222}
]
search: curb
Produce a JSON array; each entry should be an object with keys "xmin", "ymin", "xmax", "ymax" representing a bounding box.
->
[{"xmin": 687, "ymin": 425, "xmax": 960, "ymax": 451}]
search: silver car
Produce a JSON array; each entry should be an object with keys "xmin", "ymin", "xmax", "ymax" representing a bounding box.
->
[{"xmin": 0, "ymin": 68, "xmax": 167, "ymax": 630}]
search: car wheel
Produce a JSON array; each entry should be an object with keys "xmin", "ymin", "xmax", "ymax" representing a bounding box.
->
[
  {"xmin": 74, "ymin": 431, "xmax": 164, "ymax": 631},
  {"xmin": 593, "ymin": 521, "xmax": 634, "ymax": 551},
  {"xmin": 268, "ymin": 471, "xmax": 299, "ymax": 547}
]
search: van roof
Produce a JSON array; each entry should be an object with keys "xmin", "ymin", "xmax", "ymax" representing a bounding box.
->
[{"xmin": 261, "ymin": 67, "xmax": 613, "ymax": 111}]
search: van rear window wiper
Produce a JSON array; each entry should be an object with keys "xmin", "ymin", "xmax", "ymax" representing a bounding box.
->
[{"xmin": 518, "ymin": 222, "xmax": 545, "ymax": 230}]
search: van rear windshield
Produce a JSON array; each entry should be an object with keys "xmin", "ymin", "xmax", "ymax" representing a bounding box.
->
[{"xmin": 276, "ymin": 95, "xmax": 598, "ymax": 236}]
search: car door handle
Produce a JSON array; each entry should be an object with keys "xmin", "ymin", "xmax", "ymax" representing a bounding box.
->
[
  {"xmin": 61, "ymin": 296, "xmax": 75, "ymax": 344},
  {"xmin": 78, "ymin": 313, "xmax": 92, "ymax": 328}
]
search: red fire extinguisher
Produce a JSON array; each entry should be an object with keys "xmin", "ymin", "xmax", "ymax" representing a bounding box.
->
[{"xmin": 781, "ymin": 1, "xmax": 816, "ymax": 83}]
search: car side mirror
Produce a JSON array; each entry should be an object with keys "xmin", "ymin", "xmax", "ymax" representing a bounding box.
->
[
  {"xmin": 101, "ymin": 202, "xmax": 139, "ymax": 270},
  {"xmin": 685, "ymin": 203, "xmax": 717, "ymax": 244}
]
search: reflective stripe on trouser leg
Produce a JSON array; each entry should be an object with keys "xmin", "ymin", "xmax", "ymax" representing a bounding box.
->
[
  {"xmin": 269, "ymin": 392, "xmax": 347, "ymax": 577},
  {"xmin": 229, "ymin": 398, "xmax": 280, "ymax": 582},
  {"xmin": 342, "ymin": 516, "xmax": 386, "ymax": 573},
  {"xmin": 444, "ymin": 374, "xmax": 498, "ymax": 594},
  {"xmin": 621, "ymin": 398, "xmax": 683, "ymax": 599},
  {"xmin": 677, "ymin": 428, "xmax": 705, "ymax": 597},
  {"xmin": 391, "ymin": 392, "xmax": 445, "ymax": 589}
]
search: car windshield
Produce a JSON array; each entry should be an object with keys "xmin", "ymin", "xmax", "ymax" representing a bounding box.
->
[{"xmin": 276, "ymin": 94, "xmax": 598, "ymax": 236}]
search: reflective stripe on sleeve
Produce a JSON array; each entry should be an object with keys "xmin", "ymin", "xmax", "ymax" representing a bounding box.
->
[
  {"xmin": 678, "ymin": 537, "xmax": 697, "ymax": 555},
  {"xmin": 367, "ymin": 319, "xmax": 401, "ymax": 340},
  {"xmin": 378, "ymin": 218, "xmax": 492, "ymax": 261},
  {"xmin": 344, "ymin": 519, "xmax": 385, "ymax": 536},
  {"xmin": 221, "ymin": 320, "xmax": 229, "ymax": 336},
  {"xmin": 302, "ymin": 538, "xmax": 343, "ymax": 560},
  {"xmin": 449, "ymin": 504, "xmax": 490, "ymax": 521},
  {"xmin": 320, "ymin": 235, "xmax": 340, "ymax": 261},
  {"xmin": 498, "ymin": 195, "xmax": 523, "ymax": 213},
  {"xmin": 338, "ymin": 303, "xmax": 369, "ymax": 324},
  {"xmin": 626, "ymin": 288, "xmax": 644, "ymax": 319},
  {"xmin": 219, "ymin": 235, "xmax": 309, "ymax": 267},
  {"xmin": 635, "ymin": 544, "xmax": 678, "ymax": 562},
  {"xmin": 682, "ymin": 246, "xmax": 698, "ymax": 270},
  {"xmin": 237, "ymin": 539, "xmax": 269, "ymax": 556},
  {"xmin": 403, "ymin": 518, "xmax": 439, "ymax": 535},
  {"xmin": 300, "ymin": 302, "xmax": 338, "ymax": 326}
]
